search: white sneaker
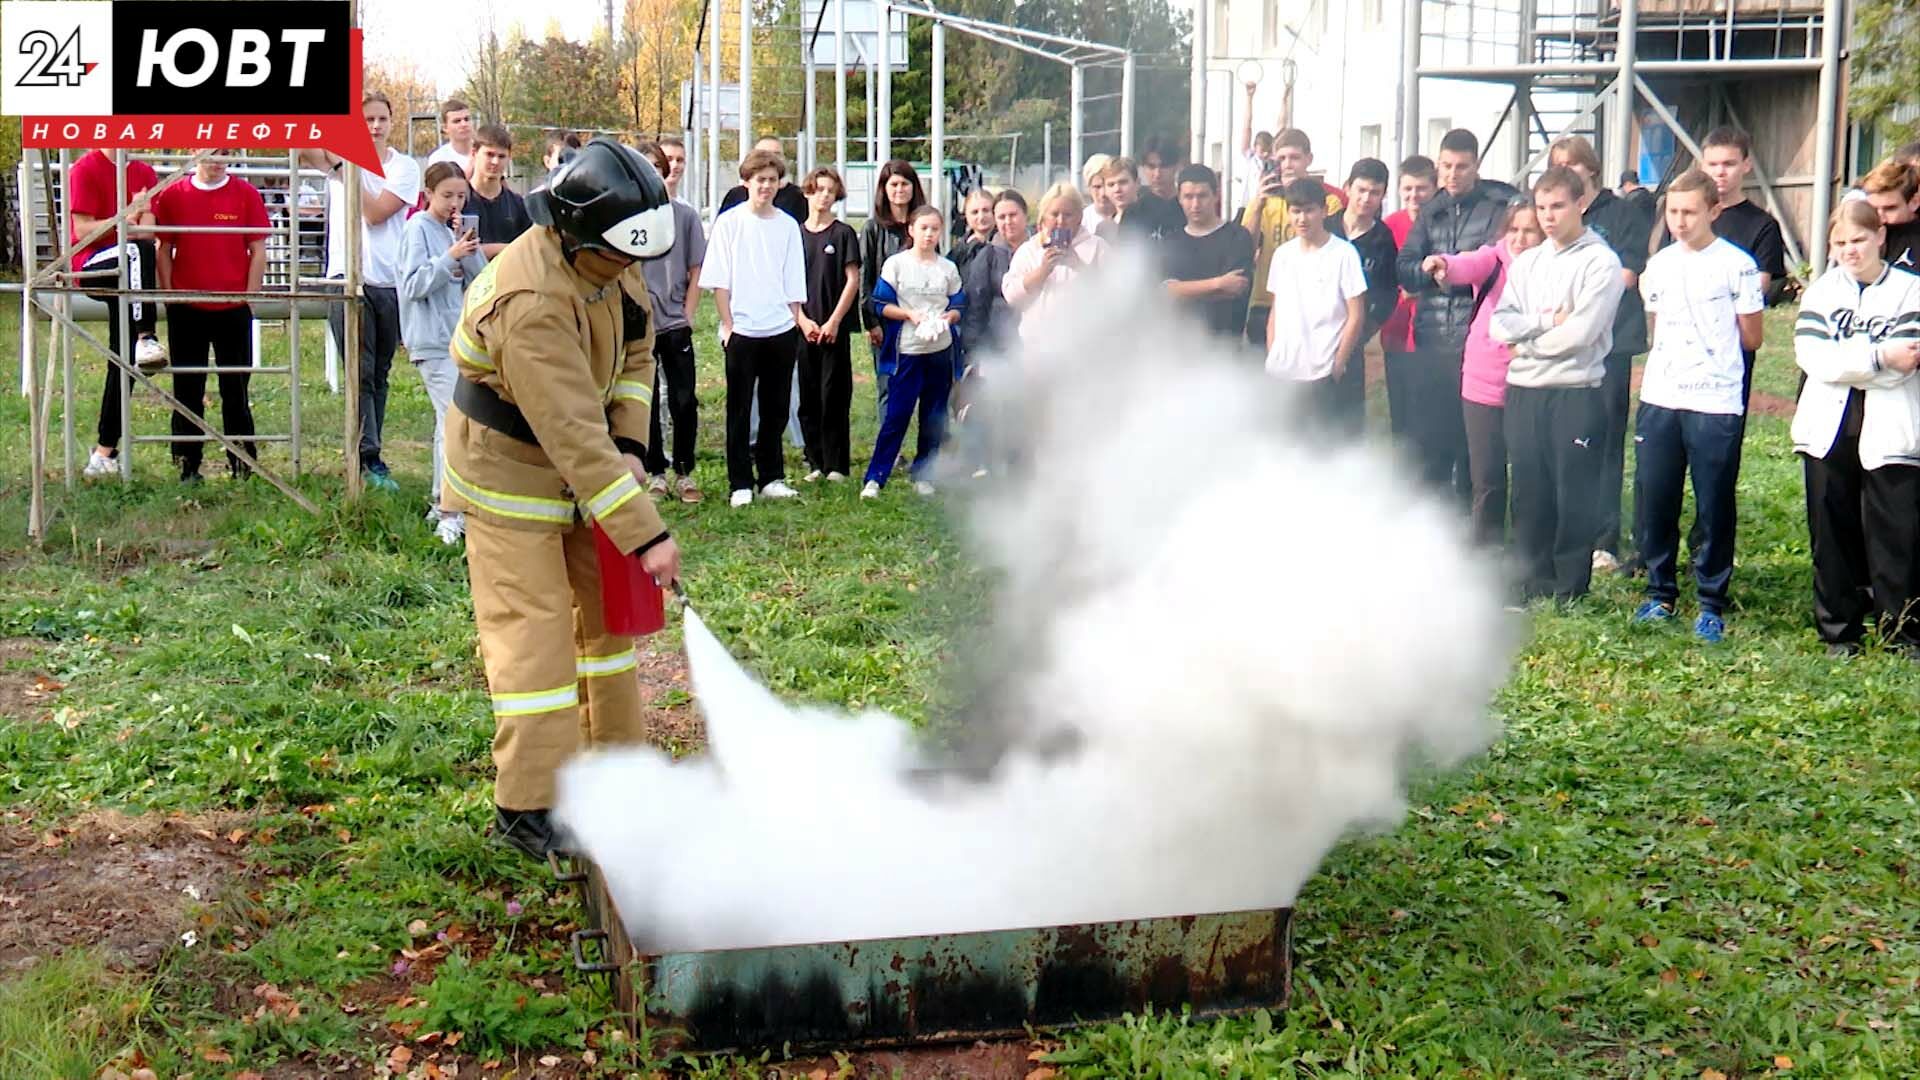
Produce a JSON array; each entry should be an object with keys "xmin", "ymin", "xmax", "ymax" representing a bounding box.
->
[
  {"xmin": 1591, "ymin": 550, "xmax": 1621, "ymax": 575},
  {"xmin": 647, "ymin": 474, "xmax": 669, "ymax": 496},
  {"xmin": 802, "ymin": 470, "xmax": 824, "ymax": 483},
  {"xmin": 760, "ymin": 480, "xmax": 799, "ymax": 499},
  {"xmin": 825, "ymin": 471, "xmax": 848, "ymax": 483},
  {"xmin": 133, "ymin": 335, "xmax": 167, "ymax": 372},
  {"xmin": 82, "ymin": 449, "xmax": 117, "ymax": 478},
  {"xmin": 860, "ymin": 481, "xmax": 881, "ymax": 499},
  {"xmin": 913, "ymin": 480, "xmax": 937, "ymax": 497},
  {"xmin": 435, "ymin": 512, "xmax": 466, "ymax": 546},
  {"xmin": 729, "ymin": 488, "xmax": 753, "ymax": 508}
]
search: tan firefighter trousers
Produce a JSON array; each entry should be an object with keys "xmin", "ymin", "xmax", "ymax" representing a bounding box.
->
[{"xmin": 466, "ymin": 515, "xmax": 646, "ymax": 810}]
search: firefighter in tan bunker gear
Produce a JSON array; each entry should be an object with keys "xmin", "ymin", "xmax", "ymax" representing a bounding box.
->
[{"xmin": 441, "ymin": 139, "xmax": 683, "ymax": 859}]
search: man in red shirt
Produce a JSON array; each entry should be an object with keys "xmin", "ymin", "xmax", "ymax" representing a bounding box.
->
[
  {"xmin": 153, "ymin": 150, "xmax": 270, "ymax": 481},
  {"xmin": 70, "ymin": 149, "xmax": 168, "ymax": 478}
]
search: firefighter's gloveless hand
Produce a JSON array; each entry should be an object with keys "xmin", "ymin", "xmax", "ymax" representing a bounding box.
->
[{"xmin": 623, "ymin": 452, "xmax": 682, "ymax": 586}]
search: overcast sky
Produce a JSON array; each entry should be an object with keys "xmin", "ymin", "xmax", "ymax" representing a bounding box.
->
[{"xmin": 364, "ymin": 0, "xmax": 610, "ymax": 97}]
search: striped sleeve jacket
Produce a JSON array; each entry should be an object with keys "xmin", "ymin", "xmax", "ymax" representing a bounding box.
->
[
  {"xmin": 442, "ymin": 225, "xmax": 669, "ymax": 555},
  {"xmin": 1791, "ymin": 263, "xmax": 1920, "ymax": 469}
]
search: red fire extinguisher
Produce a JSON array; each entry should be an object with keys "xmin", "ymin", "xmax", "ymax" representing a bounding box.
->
[{"xmin": 593, "ymin": 523, "xmax": 667, "ymax": 636}]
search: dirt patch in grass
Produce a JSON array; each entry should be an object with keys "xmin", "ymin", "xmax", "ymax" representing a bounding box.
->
[
  {"xmin": 0, "ymin": 637, "xmax": 60, "ymax": 724},
  {"xmin": 781, "ymin": 1039, "xmax": 1045, "ymax": 1079},
  {"xmin": 636, "ymin": 642, "xmax": 702, "ymax": 752},
  {"xmin": 0, "ymin": 809, "xmax": 250, "ymax": 973}
]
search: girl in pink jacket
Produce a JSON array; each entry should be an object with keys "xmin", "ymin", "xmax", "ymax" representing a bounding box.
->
[{"xmin": 1422, "ymin": 200, "xmax": 1544, "ymax": 545}]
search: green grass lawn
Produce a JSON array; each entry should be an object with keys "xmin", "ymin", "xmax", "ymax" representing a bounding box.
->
[{"xmin": 0, "ymin": 301, "xmax": 1916, "ymax": 1079}]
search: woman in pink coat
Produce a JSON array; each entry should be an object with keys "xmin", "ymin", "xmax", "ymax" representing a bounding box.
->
[{"xmin": 1421, "ymin": 199, "xmax": 1544, "ymax": 545}]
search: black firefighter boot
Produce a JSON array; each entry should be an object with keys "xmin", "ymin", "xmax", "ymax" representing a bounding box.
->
[{"xmin": 492, "ymin": 806, "xmax": 571, "ymax": 861}]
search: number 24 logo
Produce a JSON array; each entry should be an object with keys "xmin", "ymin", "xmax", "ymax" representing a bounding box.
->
[{"xmin": 15, "ymin": 28, "xmax": 92, "ymax": 88}]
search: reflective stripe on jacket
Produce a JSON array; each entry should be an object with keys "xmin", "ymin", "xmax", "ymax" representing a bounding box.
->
[{"xmin": 442, "ymin": 226, "xmax": 668, "ymax": 554}]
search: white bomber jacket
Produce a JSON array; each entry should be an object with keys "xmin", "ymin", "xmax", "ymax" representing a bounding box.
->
[{"xmin": 1791, "ymin": 263, "xmax": 1920, "ymax": 470}]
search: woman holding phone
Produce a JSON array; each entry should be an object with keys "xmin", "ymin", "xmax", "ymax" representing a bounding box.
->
[
  {"xmin": 399, "ymin": 160, "xmax": 488, "ymax": 544},
  {"xmin": 1002, "ymin": 183, "xmax": 1109, "ymax": 345},
  {"xmin": 860, "ymin": 160, "xmax": 927, "ymax": 407}
]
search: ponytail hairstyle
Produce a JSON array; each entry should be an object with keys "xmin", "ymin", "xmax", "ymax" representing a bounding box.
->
[{"xmin": 1830, "ymin": 197, "xmax": 1886, "ymax": 235}]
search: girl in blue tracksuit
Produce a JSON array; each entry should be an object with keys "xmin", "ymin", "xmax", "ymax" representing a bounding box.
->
[{"xmin": 863, "ymin": 204, "xmax": 966, "ymax": 497}]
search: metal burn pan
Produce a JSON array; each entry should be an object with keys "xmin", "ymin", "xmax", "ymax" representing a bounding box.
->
[{"xmin": 557, "ymin": 854, "xmax": 1293, "ymax": 1053}]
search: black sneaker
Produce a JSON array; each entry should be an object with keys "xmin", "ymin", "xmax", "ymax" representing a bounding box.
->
[
  {"xmin": 178, "ymin": 460, "xmax": 203, "ymax": 484},
  {"xmin": 492, "ymin": 807, "xmax": 571, "ymax": 861},
  {"xmin": 1825, "ymin": 642, "xmax": 1861, "ymax": 659}
]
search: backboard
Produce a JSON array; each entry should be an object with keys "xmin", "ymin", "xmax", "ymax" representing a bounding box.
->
[{"xmin": 801, "ymin": 0, "xmax": 909, "ymax": 71}]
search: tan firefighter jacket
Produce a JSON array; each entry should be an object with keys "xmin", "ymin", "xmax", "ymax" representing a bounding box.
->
[{"xmin": 441, "ymin": 226, "xmax": 668, "ymax": 555}]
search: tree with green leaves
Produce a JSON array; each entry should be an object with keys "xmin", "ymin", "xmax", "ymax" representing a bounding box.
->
[
  {"xmin": 505, "ymin": 34, "xmax": 625, "ymax": 135},
  {"xmin": 1849, "ymin": 0, "xmax": 1919, "ymax": 149}
]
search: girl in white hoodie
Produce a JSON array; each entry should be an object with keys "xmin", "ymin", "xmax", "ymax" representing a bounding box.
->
[{"xmin": 1792, "ymin": 199, "xmax": 1920, "ymax": 655}]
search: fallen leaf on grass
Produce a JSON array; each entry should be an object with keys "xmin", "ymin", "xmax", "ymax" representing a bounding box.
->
[
  {"xmin": 1775, "ymin": 1056, "xmax": 1794, "ymax": 1070},
  {"xmin": 1868, "ymin": 937, "xmax": 1887, "ymax": 952},
  {"xmin": 234, "ymin": 1072, "xmax": 265, "ymax": 1080},
  {"xmin": 581, "ymin": 1049, "xmax": 597, "ymax": 1065},
  {"xmin": 226, "ymin": 828, "xmax": 248, "ymax": 844},
  {"xmin": 539, "ymin": 1055, "xmax": 562, "ymax": 1067},
  {"xmin": 129, "ymin": 1070, "xmax": 158, "ymax": 1080},
  {"xmin": 1658, "ymin": 1046, "xmax": 1676, "ymax": 1057},
  {"xmin": 408, "ymin": 919, "xmax": 430, "ymax": 938},
  {"xmin": 444, "ymin": 1031, "xmax": 463, "ymax": 1047},
  {"xmin": 1701, "ymin": 1070, "xmax": 1728, "ymax": 1080},
  {"xmin": 1025, "ymin": 1069, "xmax": 1058, "ymax": 1080},
  {"xmin": 388, "ymin": 1044, "xmax": 414, "ymax": 1071},
  {"xmin": 29, "ymin": 675, "xmax": 65, "ymax": 694},
  {"xmin": 199, "ymin": 1049, "xmax": 232, "ymax": 1064},
  {"xmin": 1639, "ymin": 934, "xmax": 1660, "ymax": 948}
]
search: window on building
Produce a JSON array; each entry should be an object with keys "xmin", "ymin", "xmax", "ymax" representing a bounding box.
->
[
  {"xmin": 1214, "ymin": 0, "xmax": 1231, "ymax": 54},
  {"xmin": 1360, "ymin": 124, "xmax": 1382, "ymax": 162},
  {"xmin": 1427, "ymin": 118, "xmax": 1452, "ymax": 156}
]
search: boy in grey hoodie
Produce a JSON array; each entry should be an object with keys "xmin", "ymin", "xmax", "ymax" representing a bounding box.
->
[
  {"xmin": 1491, "ymin": 166, "xmax": 1626, "ymax": 602},
  {"xmin": 400, "ymin": 161, "xmax": 489, "ymax": 542}
]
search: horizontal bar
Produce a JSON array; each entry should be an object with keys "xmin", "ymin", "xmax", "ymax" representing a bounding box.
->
[
  {"xmin": 134, "ymin": 225, "xmax": 280, "ymax": 235},
  {"xmin": 1418, "ymin": 58, "xmax": 1821, "ymax": 78},
  {"xmin": 11, "ymin": 286, "xmax": 346, "ymax": 304},
  {"xmin": 145, "ymin": 366, "xmax": 294, "ymax": 375},
  {"xmin": 131, "ymin": 434, "xmax": 295, "ymax": 444}
]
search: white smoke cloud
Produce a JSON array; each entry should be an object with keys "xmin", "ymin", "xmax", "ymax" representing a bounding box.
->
[{"xmin": 556, "ymin": 259, "xmax": 1513, "ymax": 953}]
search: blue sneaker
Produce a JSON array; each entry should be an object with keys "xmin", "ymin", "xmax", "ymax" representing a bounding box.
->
[
  {"xmin": 1694, "ymin": 611, "xmax": 1726, "ymax": 644},
  {"xmin": 1632, "ymin": 600, "xmax": 1675, "ymax": 624},
  {"xmin": 363, "ymin": 468, "xmax": 400, "ymax": 493}
]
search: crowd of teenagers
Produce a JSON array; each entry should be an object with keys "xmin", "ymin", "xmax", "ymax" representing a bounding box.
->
[{"xmin": 60, "ymin": 89, "xmax": 1920, "ymax": 655}]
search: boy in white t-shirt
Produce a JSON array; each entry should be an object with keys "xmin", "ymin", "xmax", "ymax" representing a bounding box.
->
[
  {"xmin": 1631, "ymin": 170, "xmax": 1765, "ymax": 642},
  {"xmin": 700, "ymin": 148, "xmax": 808, "ymax": 507},
  {"xmin": 1263, "ymin": 179, "xmax": 1368, "ymax": 426}
]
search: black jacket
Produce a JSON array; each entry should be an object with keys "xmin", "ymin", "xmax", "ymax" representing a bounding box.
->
[
  {"xmin": 859, "ymin": 216, "xmax": 912, "ymax": 331},
  {"xmin": 1395, "ymin": 179, "xmax": 1521, "ymax": 352},
  {"xmin": 959, "ymin": 236, "xmax": 1018, "ymax": 355},
  {"xmin": 1581, "ymin": 188, "xmax": 1652, "ymax": 356},
  {"xmin": 1330, "ymin": 215, "xmax": 1401, "ymax": 335}
]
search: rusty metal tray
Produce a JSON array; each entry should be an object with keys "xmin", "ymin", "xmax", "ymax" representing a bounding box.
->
[{"xmin": 557, "ymin": 853, "xmax": 1293, "ymax": 1053}]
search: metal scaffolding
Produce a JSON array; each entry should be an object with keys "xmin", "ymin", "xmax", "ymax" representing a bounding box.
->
[
  {"xmin": 689, "ymin": 0, "xmax": 1138, "ymax": 214},
  {"xmin": 7, "ymin": 146, "xmax": 363, "ymax": 540},
  {"xmin": 1400, "ymin": 0, "xmax": 1846, "ymax": 270}
]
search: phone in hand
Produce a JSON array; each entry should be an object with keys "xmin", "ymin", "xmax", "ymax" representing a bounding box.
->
[{"xmin": 1049, "ymin": 226, "xmax": 1072, "ymax": 249}]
